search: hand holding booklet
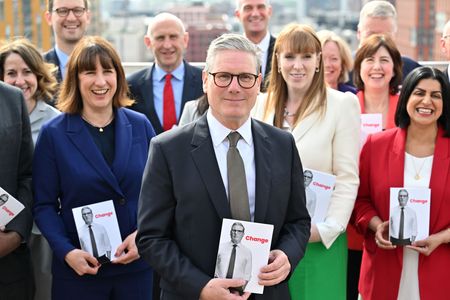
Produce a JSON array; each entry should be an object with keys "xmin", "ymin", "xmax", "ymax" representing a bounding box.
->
[
  {"xmin": 0, "ymin": 187, "xmax": 25, "ymax": 228},
  {"xmin": 72, "ymin": 200, "xmax": 122, "ymax": 264},
  {"xmin": 214, "ymin": 218, "xmax": 274, "ymax": 294}
]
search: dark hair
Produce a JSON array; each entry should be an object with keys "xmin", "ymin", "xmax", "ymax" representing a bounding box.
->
[
  {"xmin": 57, "ymin": 36, "xmax": 133, "ymax": 113},
  {"xmin": 47, "ymin": 0, "xmax": 89, "ymax": 11},
  {"xmin": 395, "ymin": 66, "xmax": 450, "ymax": 136},
  {"xmin": 353, "ymin": 34, "xmax": 402, "ymax": 94}
]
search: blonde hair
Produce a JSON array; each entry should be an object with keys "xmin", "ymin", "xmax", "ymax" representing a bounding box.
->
[
  {"xmin": 265, "ymin": 23, "xmax": 326, "ymax": 128},
  {"xmin": 316, "ymin": 30, "xmax": 353, "ymax": 84}
]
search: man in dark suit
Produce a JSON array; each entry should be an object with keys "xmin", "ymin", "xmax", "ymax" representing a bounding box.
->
[
  {"xmin": 127, "ymin": 13, "xmax": 203, "ymax": 135},
  {"xmin": 235, "ymin": 0, "xmax": 275, "ymax": 91},
  {"xmin": 137, "ymin": 33, "xmax": 310, "ymax": 300},
  {"xmin": 0, "ymin": 81, "xmax": 34, "ymax": 299},
  {"xmin": 440, "ymin": 20, "xmax": 450, "ymax": 82},
  {"xmin": 43, "ymin": 0, "xmax": 91, "ymax": 82}
]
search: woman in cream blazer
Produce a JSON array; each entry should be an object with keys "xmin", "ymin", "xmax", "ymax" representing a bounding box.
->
[{"xmin": 252, "ymin": 23, "xmax": 360, "ymax": 300}]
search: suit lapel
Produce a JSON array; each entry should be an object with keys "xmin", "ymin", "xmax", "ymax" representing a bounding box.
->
[
  {"xmin": 181, "ymin": 61, "xmax": 201, "ymax": 116},
  {"xmin": 190, "ymin": 115, "xmax": 230, "ymax": 219},
  {"xmin": 291, "ymin": 111, "xmax": 320, "ymax": 143},
  {"xmin": 388, "ymin": 128, "xmax": 406, "ymax": 189},
  {"xmin": 428, "ymin": 128, "xmax": 450, "ymax": 230},
  {"xmin": 66, "ymin": 114, "xmax": 123, "ymax": 196},
  {"xmin": 252, "ymin": 120, "xmax": 271, "ymax": 223},
  {"xmin": 111, "ymin": 109, "xmax": 131, "ymax": 185},
  {"xmin": 140, "ymin": 66, "xmax": 163, "ymax": 134}
]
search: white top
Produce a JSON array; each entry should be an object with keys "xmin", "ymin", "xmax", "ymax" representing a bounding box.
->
[
  {"xmin": 206, "ymin": 110, "xmax": 256, "ymax": 221},
  {"xmin": 397, "ymin": 153, "xmax": 433, "ymax": 300},
  {"xmin": 252, "ymin": 89, "xmax": 360, "ymax": 248},
  {"xmin": 215, "ymin": 241, "xmax": 252, "ymax": 281}
]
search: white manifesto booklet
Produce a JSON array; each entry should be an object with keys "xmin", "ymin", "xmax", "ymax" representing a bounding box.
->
[
  {"xmin": 360, "ymin": 113, "xmax": 382, "ymax": 147},
  {"xmin": 303, "ymin": 168, "xmax": 336, "ymax": 224},
  {"xmin": 0, "ymin": 187, "xmax": 25, "ymax": 227},
  {"xmin": 214, "ymin": 218, "xmax": 274, "ymax": 294},
  {"xmin": 72, "ymin": 200, "xmax": 122, "ymax": 264},
  {"xmin": 389, "ymin": 187, "xmax": 430, "ymax": 246}
]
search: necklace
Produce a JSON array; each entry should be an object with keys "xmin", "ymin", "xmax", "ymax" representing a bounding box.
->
[
  {"xmin": 411, "ymin": 156, "xmax": 427, "ymax": 180},
  {"xmin": 284, "ymin": 107, "xmax": 296, "ymax": 117},
  {"xmin": 81, "ymin": 114, "xmax": 114, "ymax": 133}
]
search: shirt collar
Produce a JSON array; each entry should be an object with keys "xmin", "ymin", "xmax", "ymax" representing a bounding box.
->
[
  {"xmin": 154, "ymin": 61, "xmax": 185, "ymax": 81},
  {"xmin": 245, "ymin": 31, "xmax": 271, "ymax": 50},
  {"xmin": 54, "ymin": 45, "xmax": 69, "ymax": 67},
  {"xmin": 206, "ymin": 110, "xmax": 253, "ymax": 147}
]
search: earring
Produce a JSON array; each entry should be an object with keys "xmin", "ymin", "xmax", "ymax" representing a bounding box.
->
[
  {"xmin": 315, "ymin": 67, "xmax": 319, "ymax": 73},
  {"xmin": 278, "ymin": 67, "xmax": 281, "ymax": 73}
]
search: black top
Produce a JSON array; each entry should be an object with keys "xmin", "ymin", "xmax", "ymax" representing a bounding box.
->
[{"xmin": 84, "ymin": 118, "xmax": 115, "ymax": 166}]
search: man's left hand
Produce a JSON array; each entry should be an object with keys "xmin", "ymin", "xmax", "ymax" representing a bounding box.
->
[
  {"xmin": 112, "ymin": 230, "xmax": 140, "ymax": 264},
  {"xmin": 258, "ymin": 249, "xmax": 290, "ymax": 286}
]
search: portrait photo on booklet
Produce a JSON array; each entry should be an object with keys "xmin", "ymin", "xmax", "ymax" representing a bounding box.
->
[
  {"xmin": 72, "ymin": 200, "xmax": 122, "ymax": 264},
  {"xmin": 214, "ymin": 218, "xmax": 273, "ymax": 294},
  {"xmin": 389, "ymin": 187, "xmax": 430, "ymax": 246}
]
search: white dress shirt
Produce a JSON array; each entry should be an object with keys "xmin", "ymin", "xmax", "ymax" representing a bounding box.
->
[
  {"xmin": 79, "ymin": 222, "xmax": 112, "ymax": 258},
  {"xmin": 246, "ymin": 31, "xmax": 271, "ymax": 79},
  {"xmin": 206, "ymin": 110, "xmax": 256, "ymax": 221},
  {"xmin": 215, "ymin": 241, "xmax": 252, "ymax": 281}
]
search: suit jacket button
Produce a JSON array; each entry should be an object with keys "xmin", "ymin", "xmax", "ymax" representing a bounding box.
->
[{"xmin": 118, "ymin": 198, "xmax": 126, "ymax": 205}]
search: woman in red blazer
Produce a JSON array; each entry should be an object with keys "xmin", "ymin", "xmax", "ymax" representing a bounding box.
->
[{"xmin": 353, "ymin": 67, "xmax": 450, "ymax": 300}]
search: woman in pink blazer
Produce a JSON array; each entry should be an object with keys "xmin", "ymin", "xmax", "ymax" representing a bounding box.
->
[{"xmin": 353, "ymin": 67, "xmax": 450, "ymax": 300}]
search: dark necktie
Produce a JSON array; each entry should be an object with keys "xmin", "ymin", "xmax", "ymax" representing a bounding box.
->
[
  {"xmin": 399, "ymin": 207, "xmax": 405, "ymax": 240},
  {"xmin": 88, "ymin": 225, "xmax": 99, "ymax": 257},
  {"xmin": 227, "ymin": 132, "xmax": 251, "ymax": 221},
  {"xmin": 226, "ymin": 244, "xmax": 237, "ymax": 278},
  {"xmin": 163, "ymin": 73, "xmax": 176, "ymax": 131}
]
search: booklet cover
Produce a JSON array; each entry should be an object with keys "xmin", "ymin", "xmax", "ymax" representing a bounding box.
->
[
  {"xmin": 214, "ymin": 218, "xmax": 274, "ymax": 294},
  {"xmin": 360, "ymin": 113, "xmax": 382, "ymax": 147},
  {"xmin": 303, "ymin": 168, "xmax": 336, "ymax": 223},
  {"xmin": 0, "ymin": 187, "xmax": 25, "ymax": 228},
  {"xmin": 389, "ymin": 187, "xmax": 431, "ymax": 246},
  {"xmin": 72, "ymin": 200, "xmax": 122, "ymax": 264}
]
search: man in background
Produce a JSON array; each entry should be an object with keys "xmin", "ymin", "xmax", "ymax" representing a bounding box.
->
[
  {"xmin": 127, "ymin": 12, "xmax": 203, "ymax": 135},
  {"xmin": 440, "ymin": 20, "xmax": 450, "ymax": 82},
  {"xmin": 235, "ymin": 0, "xmax": 275, "ymax": 91},
  {"xmin": 356, "ymin": 0, "xmax": 420, "ymax": 82},
  {"xmin": 44, "ymin": 0, "xmax": 90, "ymax": 82}
]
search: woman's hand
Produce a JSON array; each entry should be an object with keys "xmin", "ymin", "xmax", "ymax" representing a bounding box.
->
[
  {"xmin": 407, "ymin": 229, "xmax": 450, "ymax": 256},
  {"xmin": 112, "ymin": 230, "xmax": 140, "ymax": 264},
  {"xmin": 64, "ymin": 249, "xmax": 100, "ymax": 276},
  {"xmin": 374, "ymin": 221, "xmax": 396, "ymax": 250}
]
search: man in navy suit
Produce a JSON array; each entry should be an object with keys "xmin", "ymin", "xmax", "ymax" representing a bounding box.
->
[
  {"xmin": 127, "ymin": 13, "xmax": 203, "ymax": 135},
  {"xmin": 137, "ymin": 33, "xmax": 310, "ymax": 300},
  {"xmin": 0, "ymin": 81, "xmax": 34, "ymax": 299},
  {"xmin": 43, "ymin": 0, "xmax": 90, "ymax": 82},
  {"xmin": 235, "ymin": 0, "xmax": 275, "ymax": 91},
  {"xmin": 440, "ymin": 20, "xmax": 450, "ymax": 83}
]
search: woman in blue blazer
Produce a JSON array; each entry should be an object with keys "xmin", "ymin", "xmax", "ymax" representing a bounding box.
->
[{"xmin": 33, "ymin": 36, "xmax": 155, "ymax": 300}]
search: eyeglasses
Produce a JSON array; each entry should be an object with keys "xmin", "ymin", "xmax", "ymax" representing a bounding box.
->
[
  {"xmin": 208, "ymin": 72, "xmax": 258, "ymax": 89},
  {"xmin": 231, "ymin": 229, "xmax": 244, "ymax": 233},
  {"xmin": 53, "ymin": 7, "xmax": 86, "ymax": 17}
]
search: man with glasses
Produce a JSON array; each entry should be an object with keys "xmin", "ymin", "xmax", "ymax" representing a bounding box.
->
[
  {"xmin": 44, "ymin": 0, "xmax": 90, "ymax": 82},
  {"xmin": 390, "ymin": 189, "xmax": 417, "ymax": 246},
  {"xmin": 128, "ymin": 12, "xmax": 203, "ymax": 135},
  {"xmin": 303, "ymin": 170, "xmax": 317, "ymax": 219},
  {"xmin": 215, "ymin": 222, "xmax": 252, "ymax": 292},
  {"xmin": 78, "ymin": 207, "xmax": 112, "ymax": 261},
  {"xmin": 137, "ymin": 33, "xmax": 310, "ymax": 300},
  {"xmin": 440, "ymin": 20, "xmax": 450, "ymax": 83}
]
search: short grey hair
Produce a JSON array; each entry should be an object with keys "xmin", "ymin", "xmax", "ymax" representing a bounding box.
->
[
  {"xmin": 204, "ymin": 33, "xmax": 261, "ymax": 74},
  {"xmin": 235, "ymin": 0, "xmax": 270, "ymax": 10},
  {"xmin": 358, "ymin": 1, "xmax": 397, "ymax": 32}
]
